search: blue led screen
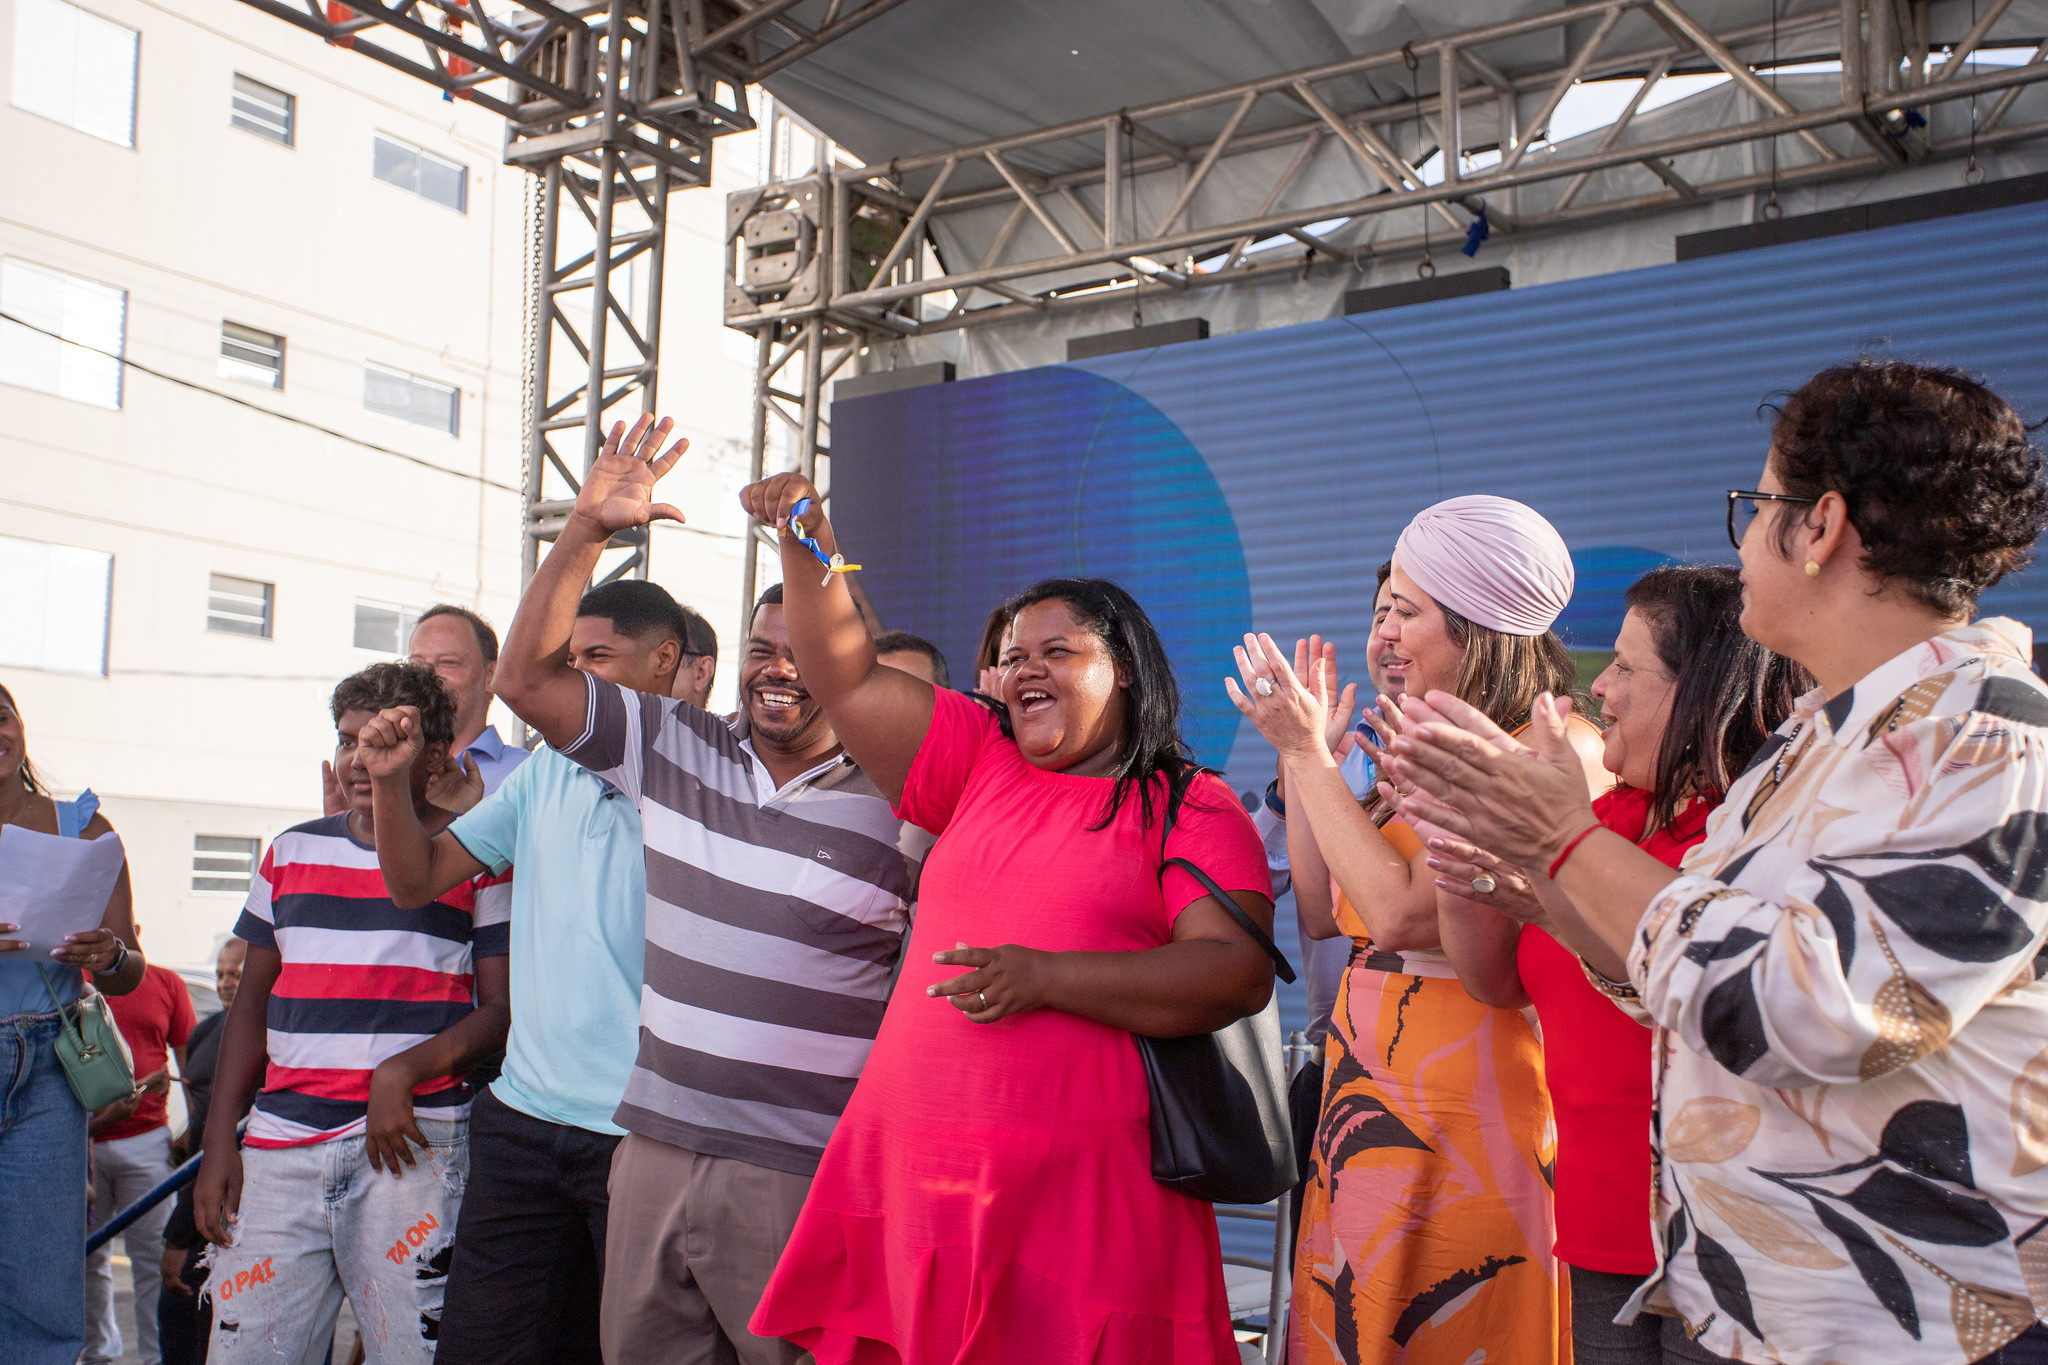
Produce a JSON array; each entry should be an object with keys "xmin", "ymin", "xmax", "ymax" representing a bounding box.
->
[
  {"xmin": 830, "ymin": 200, "xmax": 2048, "ymax": 1231},
  {"xmin": 834, "ymin": 197, "xmax": 2048, "ymax": 799}
]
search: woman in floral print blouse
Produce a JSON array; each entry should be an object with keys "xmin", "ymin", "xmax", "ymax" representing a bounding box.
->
[{"xmin": 1382, "ymin": 361, "xmax": 2048, "ymax": 1365}]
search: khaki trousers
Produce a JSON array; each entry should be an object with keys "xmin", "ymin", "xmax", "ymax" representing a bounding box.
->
[{"xmin": 599, "ymin": 1133, "xmax": 813, "ymax": 1365}]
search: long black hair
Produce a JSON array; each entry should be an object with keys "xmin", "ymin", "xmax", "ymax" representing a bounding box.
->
[
  {"xmin": 978, "ymin": 578, "xmax": 1200, "ymax": 831},
  {"xmin": 1624, "ymin": 565, "xmax": 1810, "ymax": 835}
]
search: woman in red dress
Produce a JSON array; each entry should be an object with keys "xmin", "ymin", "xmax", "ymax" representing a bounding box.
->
[
  {"xmin": 739, "ymin": 472, "xmax": 1281, "ymax": 1365},
  {"xmin": 1425, "ymin": 566, "xmax": 1806, "ymax": 1362}
]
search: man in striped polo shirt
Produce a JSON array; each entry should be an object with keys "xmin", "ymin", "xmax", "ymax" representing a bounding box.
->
[
  {"xmin": 495, "ymin": 415, "xmax": 930, "ymax": 1365},
  {"xmin": 193, "ymin": 662, "xmax": 513, "ymax": 1365}
]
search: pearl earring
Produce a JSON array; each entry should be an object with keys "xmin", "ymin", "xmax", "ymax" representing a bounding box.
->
[{"xmin": 1805, "ymin": 561, "xmax": 1821, "ymax": 578}]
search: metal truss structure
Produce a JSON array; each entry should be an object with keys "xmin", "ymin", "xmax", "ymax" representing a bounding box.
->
[
  {"xmin": 721, "ymin": 0, "xmax": 2048, "ymax": 636},
  {"xmin": 719, "ymin": 121, "xmax": 865, "ymax": 618},
  {"xmin": 232, "ymin": 0, "xmax": 901, "ymax": 581},
  {"xmin": 730, "ymin": 0, "xmax": 2048, "ymax": 342},
  {"xmin": 234, "ymin": 0, "xmax": 2048, "ymax": 628}
]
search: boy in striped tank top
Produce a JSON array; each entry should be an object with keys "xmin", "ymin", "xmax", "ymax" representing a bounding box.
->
[{"xmin": 192, "ymin": 662, "xmax": 513, "ymax": 1365}]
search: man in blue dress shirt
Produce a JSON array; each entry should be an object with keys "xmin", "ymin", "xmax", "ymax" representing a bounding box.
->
[
  {"xmin": 409, "ymin": 604, "xmax": 529, "ymax": 796},
  {"xmin": 320, "ymin": 604, "xmax": 530, "ymax": 815},
  {"xmin": 358, "ymin": 580, "xmax": 713, "ymax": 1365}
]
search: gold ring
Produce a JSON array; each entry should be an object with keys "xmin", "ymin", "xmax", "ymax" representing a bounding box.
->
[
  {"xmin": 1471, "ymin": 872, "xmax": 1498, "ymax": 894},
  {"xmin": 976, "ymin": 991, "xmax": 989, "ymax": 1011}
]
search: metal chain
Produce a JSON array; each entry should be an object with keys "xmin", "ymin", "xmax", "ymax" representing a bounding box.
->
[
  {"xmin": 1404, "ymin": 44, "xmax": 1434, "ymax": 278},
  {"xmin": 1966, "ymin": 0, "xmax": 1985, "ymax": 182},
  {"xmin": 1763, "ymin": 0, "xmax": 1782, "ymax": 220},
  {"xmin": 517, "ymin": 167, "xmax": 544, "ymax": 508}
]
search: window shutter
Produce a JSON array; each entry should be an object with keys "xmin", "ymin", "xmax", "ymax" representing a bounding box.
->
[
  {"xmin": 207, "ymin": 574, "xmax": 273, "ymax": 637},
  {"xmin": 0, "ymin": 533, "xmax": 111, "ymax": 675},
  {"xmin": 0, "ymin": 258, "xmax": 125, "ymax": 408},
  {"xmin": 363, "ymin": 365, "xmax": 458, "ymax": 435},
  {"xmin": 230, "ymin": 74, "xmax": 293, "ymax": 145},
  {"xmin": 192, "ymin": 836, "xmax": 261, "ymax": 893},
  {"xmin": 372, "ymin": 133, "xmax": 467, "ymax": 212},
  {"xmin": 11, "ymin": 0, "xmax": 138, "ymax": 148},
  {"xmin": 220, "ymin": 322, "xmax": 285, "ymax": 388}
]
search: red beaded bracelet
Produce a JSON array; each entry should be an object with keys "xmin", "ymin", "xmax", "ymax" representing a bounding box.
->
[{"xmin": 1547, "ymin": 822, "xmax": 1604, "ymax": 880}]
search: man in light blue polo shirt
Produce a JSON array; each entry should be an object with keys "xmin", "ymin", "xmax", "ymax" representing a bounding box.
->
[{"xmin": 357, "ymin": 579, "xmax": 714, "ymax": 1365}]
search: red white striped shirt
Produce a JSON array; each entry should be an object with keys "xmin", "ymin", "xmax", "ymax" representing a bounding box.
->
[{"xmin": 234, "ymin": 814, "xmax": 511, "ymax": 1148}]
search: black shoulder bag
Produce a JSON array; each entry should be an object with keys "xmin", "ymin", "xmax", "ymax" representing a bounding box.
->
[{"xmin": 1135, "ymin": 781, "xmax": 1300, "ymax": 1206}]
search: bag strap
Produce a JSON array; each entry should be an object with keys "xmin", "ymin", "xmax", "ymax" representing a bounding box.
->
[
  {"xmin": 1159, "ymin": 769, "xmax": 1298, "ymax": 985},
  {"xmin": 36, "ymin": 963, "xmax": 87, "ymax": 1045},
  {"xmin": 1163, "ymin": 855, "xmax": 1297, "ymax": 983}
]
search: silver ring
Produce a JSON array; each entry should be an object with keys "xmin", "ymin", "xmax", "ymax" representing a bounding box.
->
[
  {"xmin": 976, "ymin": 990, "xmax": 989, "ymax": 1011},
  {"xmin": 1470, "ymin": 872, "xmax": 1498, "ymax": 895},
  {"xmin": 1253, "ymin": 676, "xmax": 1275, "ymax": 697}
]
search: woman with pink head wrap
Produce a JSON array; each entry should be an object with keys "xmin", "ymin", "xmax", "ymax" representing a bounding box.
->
[
  {"xmin": 1229, "ymin": 494, "xmax": 1607, "ymax": 1365},
  {"xmin": 1395, "ymin": 494, "xmax": 1576, "ymax": 636}
]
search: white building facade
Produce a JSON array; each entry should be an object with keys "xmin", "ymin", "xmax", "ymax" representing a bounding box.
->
[{"xmin": 1, "ymin": 0, "xmax": 767, "ymax": 972}]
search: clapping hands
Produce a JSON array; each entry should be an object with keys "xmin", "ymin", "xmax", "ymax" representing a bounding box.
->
[{"xmin": 1226, "ymin": 633, "xmax": 1357, "ymax": 764}]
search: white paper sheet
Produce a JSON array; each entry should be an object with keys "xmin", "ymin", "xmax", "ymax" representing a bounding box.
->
[{"xmin": 0, "ymin": 826, "xmax": 126, "ymax": 955}]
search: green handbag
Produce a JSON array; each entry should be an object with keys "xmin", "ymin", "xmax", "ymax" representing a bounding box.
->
[{"xmin": 39, "ymin": 964, "xmax": 138, "ymax": 1112}]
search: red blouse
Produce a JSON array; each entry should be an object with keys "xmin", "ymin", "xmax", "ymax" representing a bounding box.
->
[{"xmin": 1516, "ymin": 784, "xmax": 1714, "ymax": 1274}]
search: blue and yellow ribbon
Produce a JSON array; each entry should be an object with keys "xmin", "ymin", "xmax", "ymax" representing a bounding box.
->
[{"xmin": 789, "ymin": 496, "xmax": 862, "ymax": 586}]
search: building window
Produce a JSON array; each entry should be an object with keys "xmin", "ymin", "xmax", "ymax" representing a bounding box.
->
[
  {"xmin": 10, "ymin": 0, "xmax": 137, "ymax": 148},
  {"xmin": 372, "ymin": 134, "xmax": 467, "ymax": 212},
  {"xmin": 0, "ymin": 532, "xmax": 111, "ymax": 676},
  {"xmin": 191, "ymin": 835, "xmax": 261, "ymax": 893},
  {"xmin": 206, "ymin": 573, "xmax": 272, "ymax": 638},
  {"xmin": 219, "ymin": 322, "xmax": 284, "ymax": 388},
  {"xmin": 363, "ymin": 364, "xmax": 458, "ymax": 435},
  {"xmin": 0, "ymin": 259, "xmax": 125, "ymax": 408},
  {"xmin": 353, "ymin": 600, "xmax": 420, "ymax": 654},
  {"xmin": 230, "ymin": 73, "xmax": 293, "ymax": 145}
]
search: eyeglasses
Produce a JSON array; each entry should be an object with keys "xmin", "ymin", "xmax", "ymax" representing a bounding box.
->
[{"xmin": 1726, "ymin": 489, "xmax": 1818, "ymax": 550}]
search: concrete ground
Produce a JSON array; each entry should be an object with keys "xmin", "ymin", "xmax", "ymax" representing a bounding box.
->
[{"xmin": 107, "ymin": 1253, "xmax": 361, "ymax": 1363}]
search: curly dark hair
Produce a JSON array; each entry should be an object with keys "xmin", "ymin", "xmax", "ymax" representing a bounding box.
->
[
  {"xmin": 330, "ymin": 661, "xmax": 457, "ymax": 748},
  {"xmin": 1766, "ymin": 361, "xmax": 2047, "ymax": 616}
]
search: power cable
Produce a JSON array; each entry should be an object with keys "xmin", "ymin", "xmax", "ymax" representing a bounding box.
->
[
  {"xmin": 0, "ymin": 309, "xmax": 524, "ymax": 494},
  {"xmin": 0, "ymin": 307, "xmax": 746, "ymax": 542}
]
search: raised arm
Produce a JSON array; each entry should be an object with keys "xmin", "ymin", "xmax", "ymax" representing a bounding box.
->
[
  {"xmin": 737, "ymin": 472, "xmax": 933, "ymax": 803},
  {"xmin": 358, "ymin": 706, "xmax": 488, "ymax": 907},
  {"xmin": 1277, "ymin": 638, "xmax": 1354, "ymax": 942},
  {"xmin": 496, "ymin": 416, "xmax": 690, "ymax": 749},
  {"xmin": 1229, "ymin": 635, "xmax": 1440, "ymax": 950}
]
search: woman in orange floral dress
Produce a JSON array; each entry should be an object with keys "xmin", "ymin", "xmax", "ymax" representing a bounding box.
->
[{"xmin": 1232, "ymin": 495, "xmax": 1609, "ymax": 1364}]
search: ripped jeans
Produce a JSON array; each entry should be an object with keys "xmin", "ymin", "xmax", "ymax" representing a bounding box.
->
[{"xmin": 207, "ymin": 1119, "xmax": 467, "ymax": 1365}]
